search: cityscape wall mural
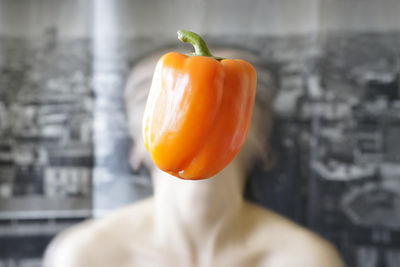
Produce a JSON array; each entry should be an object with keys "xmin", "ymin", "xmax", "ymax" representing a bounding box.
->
[{"xmin": 0, "ymin": 29, "xmax": 399, "ymax": 267}]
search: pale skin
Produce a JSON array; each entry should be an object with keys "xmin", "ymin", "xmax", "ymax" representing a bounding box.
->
[
  {"xmin": 44, "ymin": 48, "xmax": 345, "ymax": 267},
  {"xmin": 44, "ymin": 158, "xmax": 344, "ymax": 267}
]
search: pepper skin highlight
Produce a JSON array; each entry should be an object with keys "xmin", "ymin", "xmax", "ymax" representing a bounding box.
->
[{"xmin": 142, "ymin": 30, "xmax": 256, "ymax": 180}]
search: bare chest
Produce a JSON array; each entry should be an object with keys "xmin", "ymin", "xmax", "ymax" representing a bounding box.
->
[{"xmin": 82, "ymin": 245, "xmax": 269, "ymax": 267}]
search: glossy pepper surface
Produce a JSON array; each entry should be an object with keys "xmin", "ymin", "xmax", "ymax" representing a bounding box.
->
[{"xmin": 143, "ymin": 30, "xmax": 256, "ymax": 180}]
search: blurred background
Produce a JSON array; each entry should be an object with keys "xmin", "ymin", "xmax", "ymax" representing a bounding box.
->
[{"xmin": 0, "ymin": 0, "xmax": 400, "ymax": 266}]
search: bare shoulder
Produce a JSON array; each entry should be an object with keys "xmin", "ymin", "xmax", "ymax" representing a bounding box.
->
[
  {"xmin": 43, "ymin": 198, "xmax": 154, "ymax": 267},
  {"xmin": 243, "ymin": 202, "xmax": 345, "ymax": 267}
]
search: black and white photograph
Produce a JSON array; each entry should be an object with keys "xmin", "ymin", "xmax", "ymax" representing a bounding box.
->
[{"xmin": 0, "ymin": 0, "xmax": 399, "ymax": 266}]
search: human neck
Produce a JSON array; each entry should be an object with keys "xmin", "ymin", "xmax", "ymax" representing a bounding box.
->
[{"xmin": 152, "ymin": 161, "xmax": 246, "ymax": 257}]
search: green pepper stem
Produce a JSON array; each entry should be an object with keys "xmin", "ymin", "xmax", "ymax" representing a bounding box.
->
[{"xmin": 177, "ymin": 30, "xmax": 223, "ymax": 61}]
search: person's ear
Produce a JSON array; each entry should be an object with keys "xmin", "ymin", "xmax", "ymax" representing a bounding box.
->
[
  {"xmin": 129, "ymin": 141, "xmax": 154, "ymax": 172},
  {"xmin": 129, "ymin": 142, "xmax": 146, "ymax": 171},
  {"xmin": 260, "ymin": 143, "xmax": 277, "ymax": 171},
  {"xmin": 247, "ymin": 130, "xmax": 276, "ymax": 172},
  {"xmin": 250, "ymin": 104, "xmax": 276, "ymax": 171}
]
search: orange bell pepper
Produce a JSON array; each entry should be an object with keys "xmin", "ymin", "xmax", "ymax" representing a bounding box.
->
[{"xmin": 143, "ymin": 30, "xmax": 256, "ymax": 180}]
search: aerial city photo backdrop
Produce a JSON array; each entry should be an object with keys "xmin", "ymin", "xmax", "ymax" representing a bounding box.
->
[{"xmin": 0, "ymin": 0, "xmax": 400, "ymax": 266}]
